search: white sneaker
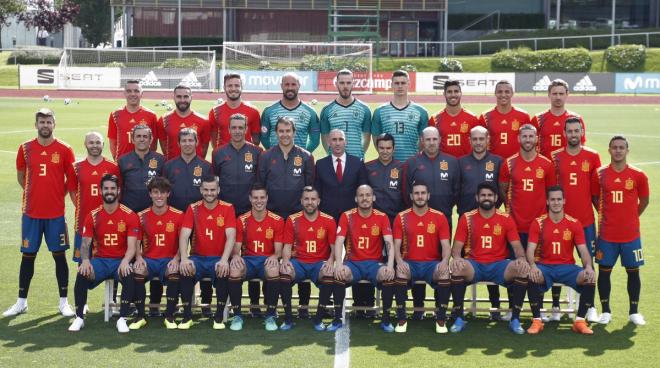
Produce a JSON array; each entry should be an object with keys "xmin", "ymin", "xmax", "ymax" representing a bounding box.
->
[
  {"xmin": 598, "ymin": 312, "xmax": 612, "ymax": 324},
  {"xmin": 629, "ymin": 313, "xmax": 646, "ymax": 326},
  {"xmin": 540, "ymin": 312, "xmax": 550, "ymax": 323},
  {"xmin": 68, "ymin": 317, "xmax": 85, "ymax": 332},
  {"xmin": 550, "ymin": 307, "xmax": 563, "ymax": 322},
  {"xmin": 83, "ymin": 304, "xmax": 90, "ymax": 315},
  {"xmin": 3, "ymin": 302, "xmax": 28, "ymax": 317},
  {"xmin": 586, "ymin": 307, "xmax": 599, "ymax": 323},
  {"xmin": 116, "ymin": 317, "xmax": 130, "ymax": 333},
  {"xmin": 501, "ymin": 311, "xmax": 512, "ymax": 322},
  {"xmin": 59, "ymin": 303, "xmax": 75, "ymax": 317}
]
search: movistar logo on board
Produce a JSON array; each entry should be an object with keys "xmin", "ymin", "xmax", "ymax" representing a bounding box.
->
[{"xmin": 140, "ymin": 71, "xmax": 162, "ymax": 87}]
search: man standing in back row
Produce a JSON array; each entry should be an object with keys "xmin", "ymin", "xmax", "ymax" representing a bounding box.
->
[
  {"xmin": 261, "ymin": 72, "xmax": 320, "ymax": 153},
  {"xmin": 209, "ymin": 73, "xmax": 261, "ymax": 149},
  {"xmin": 371, "ymin": 70, "xmax": 428, "ymax": 163},
  {"xmin": 108, "ymin": 80, "xmax": 158, "ymax": 160}
]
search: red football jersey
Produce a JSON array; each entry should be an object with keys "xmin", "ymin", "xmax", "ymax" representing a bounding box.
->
[
  {"xmin": 338, "ymin": 209, "xmax": 392, "ymax": 261},
  {"xmin": 592, "ymin": 165, "xmax": 649, "ymax": 242},
  {"xmin": 455, "ymin": 210, "xmax": 519, "ymax": 263},
  {"xmin": 182, "ymin": 200, "xmax": 236, "ymax": 257},
  {"xmin": 208, "ymin": 102, "xmax": 261, "ymax": 148},
  {"xmin": 393, "ymin": 208, "xmax": 450, "ymax": 262},
  {"xmin": 532, "ymin": 110, "xmax": 586, "ymax": 158},
  {"xmin": 551, "ymin": 147, "xmax": 601, "ymax": 227},
  {"xmin": 428, "ymin": 108, "xmax": 481, "ymax": 157},
  {"xmin": 107, "ymin": 106, "xmax": 158, "ymax": 159},
  {"xmin": 68, "ymin": 158, "xmax": 121, "ymax": 234},
  {"xmin": 17, "ymin": 138, "xmax": 75, "ymax": 219},
  {"xmin": 479, "ymin": 106, "xmax": 533, "ymax": 159},
  {"xmin": 283, "ymin": 211, "xmax": 337, "ymax": 264},
  {"xmin": 156, "ymin": 111, "xmax": 210, "ymax": 160},
  {"xmin": 500, "ymin": 153, "xmax": 556, "ymax": 233},
  {"xmin": 83, "ymin": 204, "xmax": 141, "ymax": 259},
  {"xmin": 139, "ymin": 206, "xmax": 184, "ymax": 259},
  {"xmin": 529, "ymin": 214, "xmax": 586, "ymax": 265},
  {"xmin": 236, "ymin": 210, "xmax": 284, "ymax": 257}
]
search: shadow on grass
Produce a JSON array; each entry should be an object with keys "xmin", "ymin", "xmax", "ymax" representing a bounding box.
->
[
  {"xmin": 347, "ymin": 316, "xmax": 637, "ymax": 359},
  {"xmin": 0, "ymin": 311, "xmax": 336, "ymax": 356}
]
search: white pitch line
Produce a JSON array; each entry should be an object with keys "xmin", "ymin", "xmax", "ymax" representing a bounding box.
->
[
  {"xmin": 632, "ymin": 161, "xmax": 660, "ymax": 166},
  {"xmin": 0, "ymin": 150, "xmax": 15, "ymax": 154},
  {"xmin": 0, "ymin": 127, "xmax": 105, "ymax": 135},
  {"xmin": 334, "ymin": 289, "xmax": 350, "ymax": 368}
]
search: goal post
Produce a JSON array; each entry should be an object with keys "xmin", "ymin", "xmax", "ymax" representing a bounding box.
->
[
  {"xmin": 221, "ymin": 42, "xmax": 373, "ymax": 94},
  {"xmin": 57, "ymin": 48, "xmax": 216, "ymax": 91}
]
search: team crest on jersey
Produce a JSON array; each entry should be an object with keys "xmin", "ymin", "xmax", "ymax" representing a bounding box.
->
[
  {"xmin": 245, "ymin": 152, "xmax": 253, "ymax": 163},
  {"xmin": 408, "ymin": 112, "xmax": 414, "ymax": 120},
  {"xmin": 625, "ymin": 178, "xmax": 634, "ymax": 190},
  {"xmin": 485, "ymin": 161, "xmax": 495, "ymax": 172},
  {"xmin": 390, "ymin": 168, "xmax": 399, "ymax": 179},
  {"xmin": 294, "ymin": 156, "xmax": 303, "ymax": 167},
  {"xmin": 493, "ymin": 224, "xmax": 502, "ymax": 236},
  {"xmin": 440, "ymin": 161, "xmax": 448, "ymax": 171},
  {"xmin": 166, "ymin": 221, "xmax": 175, "ymax": 233},
  {"xmin": 118, "ymin": 221, "xmax": 126, "ymax": 232},
  {"xmin": 193, "ymin": 165, "xmax": 202, "ymax": 177},
  {"xmin": 216, "ymin": 216, "xmax": 224, "ymax": 227},
  {"xmin": 317, "ymin": 228, "xmax": 326, "ymax": 239},
  {"xmin": 149, "ymin": 159, "xmax": 158, "ymax": 169},
  {"xmin": 581, "ymin": 161, "xmax": 590, "ymax": 172},
  {"xmin": 51, "ymin": 152, "xmax": 60, "ymax": 164},
  {"xmin": 536, "ymin": 168, "xmax": 544, "ymax": 179},
  {"xmin": 266, "ymin": 227, "xmax": 274, "ymax": 239},
  {"xmin": 563, "ymin": 229, "xmax": 572, "ymax": 241},
  {"xmin": 427, "ymin": 223, "xmax": 436, "ymax": 234},
  {"xmin": 371, "ymin": 225, "xmax": 380, "ymax": 236},
  {"xmin": 511, "ymin": 120, "xmax": 519, "ymax": 131},
  {"xmin": 460, "ymin": 122, "xmax": 469, "ymax": 133},
  {"xmin": 353, "ymin": 110, "xmax": 360, "ymax": 118}
]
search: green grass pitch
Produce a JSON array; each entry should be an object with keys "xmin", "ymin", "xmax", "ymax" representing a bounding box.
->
[{"xmin": 0, "ymin": 97, "xmax": 658, "ymax": 368}]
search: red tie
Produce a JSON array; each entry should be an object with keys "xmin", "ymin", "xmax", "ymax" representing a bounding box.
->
[{"xmin": 336, "ymin": 157, "xmax": 343, "ymax": 183}]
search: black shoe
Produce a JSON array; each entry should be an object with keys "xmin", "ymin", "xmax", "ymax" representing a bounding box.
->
[
  {"xmin": 148, "ymin": 308, "xmax": 163, "ymax": 317},
  {"xmin": 411, "ymin": 311, "xmax": 425, "ymax": 321},
  {"xmin": 298, "ymin": 308, "xmax": 311, "ymax": 319},
  {"xmin": 489, "ymin": 311, "xmax": 502, "ymax": 321},
  {"xmin": 321, "ymin": 308, "xmax": 333, "ymax": 319},
  {"xmin": 201, "ymin": 306, "xmax": 213, "ymax": 318}
]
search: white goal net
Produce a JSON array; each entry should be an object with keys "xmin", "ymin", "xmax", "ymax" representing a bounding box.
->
[
  {"xmin": 58, "ymin": 48, "xmax": 216, "ymax": 91},
  {"xmin": 221, "ymin": 42, "xmax": 373, "ymax": 94}
]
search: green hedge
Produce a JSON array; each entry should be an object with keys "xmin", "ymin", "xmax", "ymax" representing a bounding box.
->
[
  {"xmin": 7, "ymin": 47, "xmax": 62, "ymax": 65},
  {"xmin": 491, "ymin": 47, "xmax": 592, "ymax": 72},
  {"xmin": 159, "ymin": 58, "xmax": 210, "ymax": 69},
  {"xmin": 605, "ymin": 44, "xmax": 646, "ymax": 70},
  {"xmin": 438, "ymin": 58, "xmax": 463, "ymax": 72},
  {"xmin": 298, "ymin": 55, "xmax": 368, "ymax": 72}
]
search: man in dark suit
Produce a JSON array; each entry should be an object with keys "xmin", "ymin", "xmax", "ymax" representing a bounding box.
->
[{"xmin": 315, "ymin": 128, "xmax": 369, "ymax": 317}]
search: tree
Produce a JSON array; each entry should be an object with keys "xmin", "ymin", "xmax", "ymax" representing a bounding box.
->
[
  {"xmin": 71, "ymin": 0, "xmax": 120, "ymax": 47},
  {"xmin": 0, "ymin": 0, "xmax": 27, "ymax": 48},
  {"xmin": 18, "ymin": 0, "xmax": 80, "ymax": 34}
]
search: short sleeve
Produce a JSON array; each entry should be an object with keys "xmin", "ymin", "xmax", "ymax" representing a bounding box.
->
[
  {"xmin": 361, "ymin": 104, "xmax": 372, "ymax": 133},
  {"xmin": 573, "ymin": 220, "xmax": 586, "ymax": 246},
  {"xmin": 337, "ymin": 213, "xmax": 349, "ymax": 237},
  {"xmin": 16, "ymin": 144, "xmax": 25, "ymax": 171},
  {"xmin": 283, "ymin": 217, "xmax": 295, "ymax": 245},
  {"xmin": 82, "ymin": 212, "xmax": 94, "ymax": 238},
  {"xmin": 107, "ymin": 112, "xmax": 117, "ymax": 140},
  {"xmin": 371, "ymin": 108, "xmax": 382, "ymax": 135},
  {"xmin": 235, "ymin": 218, "xmax": 245, "ymax": 243},
  {"xmin": 273, "ymin": 217, "xmax": 285, "ymax": 243},
  {"xmin": 505, "ymin": 217, "xmax": 520, "ymax": 242},
  {"xmin": 499, "ymin": 159, "xmax": 510, "ymax": 184},
  {"xmin": 453, "ymin": 215, "xmax": 468, "ymax": 243},
  {"xmin": 438, "ymin": 213, "xmax": 450, "ymax": 241},
  {"xmin": 128, "ymin": 212, "xmax": 142, "ymax": 239},
  {"xmin": 527, "ymin": 219, "xmax": 541, "ymax": 244},
  {"xmin": 637, "ymin": 171, "xmax": 650, "ymax": 198},
  {"xmin": 392, "ymin": 213, "xmax": 404, "ymax": 240},
  {"xmin": 380, "ymin": 214, "xmax": 392, "ymax": 236},
  {"xmin": 182, "ymin": 206, "xmax": 195, "ymax": 229}
]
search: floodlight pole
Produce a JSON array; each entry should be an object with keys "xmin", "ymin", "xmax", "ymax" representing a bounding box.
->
[
  {"xmin": 556, "ymin": 0, "xmax": 561, "ymax": 30},
  {"xmin": 110, "ymin": 6, "xmax": 115, "ymax": 47},
  {"xmin": 611, "ymin": 0, "xmax": 616, "ymax": 46},
  {"xmin": 178, "ymin": 0, "xmax": 182, "ymax": 56}
]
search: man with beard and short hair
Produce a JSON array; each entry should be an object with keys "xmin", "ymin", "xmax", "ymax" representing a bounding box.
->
[
  {"xmin": 5, "ymin": 108, "xmax": 76, "ymax": 318},
  {"xmin": 319, "ymin": 69, "xmax": 371, "ymax": 160},
  {"xmin": 68, "ymin": 132, "xmax": 120, "ymax": 263},
  {"xmin": 261, "ymin": 72, "xmax": 320, "ymax": 152},
  {"xmin": 428, "ymin": 80, "xmax": 481, "ymax": 158},
  {"xmin": 532, "ymin": 79, "xmax": 586, "ymax": 158},
  {"xmin": 156, "ymin": 85, "xmax": 211, "ymax": 160},
  {"xmin": 107, "ymin": 80, "xmax": 158, "ymax": 159},
  {"xmin": 209, "ymin": 73, "xmax": 261, "ymax": 149},
  {"xmin": 550, "ymin": 117, "xmax": 601, "ymax": 322},
  {"xmin": 67, "ymin": 174, "xmax": 140, "ymax": 333},
  {"xmin": 449, "ymin": 182, "xmax": 530, "ymax": 334},
  {"xmin": 391, "ymin": 181, "xmax": 452, "ymax": 334}
]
